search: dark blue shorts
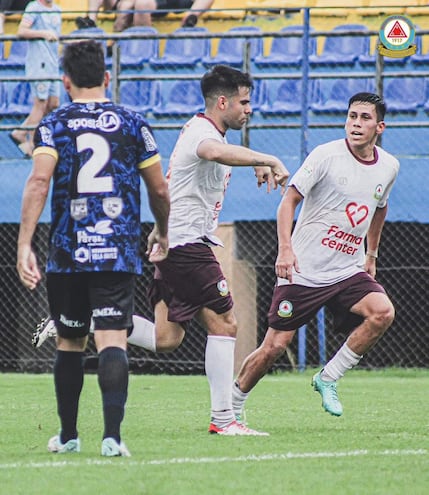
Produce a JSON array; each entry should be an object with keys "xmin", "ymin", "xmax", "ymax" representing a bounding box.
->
[
  {"xmin": 148, "ymin": 243, "xmax": 234, "ymax": 324},
  {"xmin": 267, "ymin": 272, "xmax": 386, "ymax": 332},
  {"xmin": 47, "ymin": 272, "xmax": 135, "ymax": 338}
]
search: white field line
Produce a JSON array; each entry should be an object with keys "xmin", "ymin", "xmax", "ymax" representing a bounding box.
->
[{"xmin": 0, "ymin": 448, "xmax": 427, "ymax": 470}]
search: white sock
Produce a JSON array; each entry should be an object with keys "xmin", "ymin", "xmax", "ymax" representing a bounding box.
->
[
  {"xmin": 232, "ymin": 380, "xmax": 249, "ymax": 418},
  {"xmin": 205, "ymin": 335, "xmax": 236, "ymax": 426},
  {"xmin": 89, "ymin": 315, "xmax": 157, "ymax": 352},
  {"xmin": 127, "ymin": 315, "xmax": 156, "ymax": 351},
  {"xmin": 321, "ymin": 342, "xmax": 362, "ymax": 382}
]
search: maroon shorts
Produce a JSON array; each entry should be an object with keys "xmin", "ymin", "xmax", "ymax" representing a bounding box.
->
[
  {"xmin": 267, "ymin": 272, "xmax": 386, "ymax": 332},
  {"xmin": 148, "ymin": 243, "xmax": 234, "ymax": 324}
]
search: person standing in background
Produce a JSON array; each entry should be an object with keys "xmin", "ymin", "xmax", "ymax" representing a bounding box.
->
[{"xmin": 10, "ymin": 0, "xmax": 61, "ymax": 157}]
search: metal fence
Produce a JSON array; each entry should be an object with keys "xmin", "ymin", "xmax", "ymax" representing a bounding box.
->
[{"xmin": 1, "ymin": 8, "xmax": 428, "ymax": 373}]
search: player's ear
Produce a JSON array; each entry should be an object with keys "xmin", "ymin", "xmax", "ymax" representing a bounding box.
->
[
  {"xmin": 62, "ymin": 74, "xmax": 71, "ymax": 93},
  {"xmin": 376, "ymin": 120, "xmax": 386, "ymax": 135},
  {"xmin": 104, "ymin": 71, "xmax": 110, "ymax": 89}
]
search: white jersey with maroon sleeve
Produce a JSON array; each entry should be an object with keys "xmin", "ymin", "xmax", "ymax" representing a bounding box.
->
[
  {"xmin": 167, "ymin": 114, "xmax": 232, "ymax": 248},
  {"xmin": 280, "ymin": 138, "xmax": 399, "ymax": 287}
]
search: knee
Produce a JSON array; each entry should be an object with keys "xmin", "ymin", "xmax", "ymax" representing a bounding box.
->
[
  {"xmin": 371, "ymin": 301, "xmax": 395, "ymax": 333},
  {"xmin": 155, "ymin": 326, "xmax": 185, "ymax": 353}
]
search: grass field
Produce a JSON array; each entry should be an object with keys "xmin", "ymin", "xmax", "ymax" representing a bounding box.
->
[{"xmin": 0, "ymin": 369, "xmax": 428, "ymax": 495}]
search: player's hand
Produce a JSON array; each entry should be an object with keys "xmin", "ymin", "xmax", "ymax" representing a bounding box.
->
[
  {"xmin": 275, "ymin": 247, "xmax": 299, "ymax": 282},
  {"xmin": 44, "ymin": 30, "xmax": 59, "ymax": 42},
  {"xmin": 17, "ymin": 245, "xmax": 42, "ymax": 290},
  {"xmin": 271, "ymin": 162, "xmax": 290, "ymax": 194},
  {"xmin": 146, "ymin": 227, "xmax": 169, "ymax": 263},
  {"xmin": 364, "ymin": 255, "xmax": 377, "ymax": 279},
  {"xmin": 254, "ymin": 166, "xmax": 273, "ymax": 192}
]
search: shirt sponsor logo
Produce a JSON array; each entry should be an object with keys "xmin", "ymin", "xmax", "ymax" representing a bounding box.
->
[
  {"xmin": 67, "ymin": 111, "xmax": 121, "ymax": 133},
  {"xmin": 321, "ymin": 225, "xmax": 363, "ymax": 256},
  {"xmin": 278, "ymin": 300, "xmax": 293, "ymax": 318},
  {"xmin": 141, "ymin": 126, "xmax": 157, "ymax": 151},
  {"xmin": 345, "ymin": 202, "xmax": 369, "ymax": 227}
]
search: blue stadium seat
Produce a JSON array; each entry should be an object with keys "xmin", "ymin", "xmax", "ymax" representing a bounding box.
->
[
  {"xmin": 152, "ymin": 80, "xmax": 204, "ymax": 118},
  {"xmin": 310, "ymin": 24, "xmax": 370, "ymax": 67},
  {"xmin": 311, "ymin": 78, "xmax": 375, "ymax": 114},
  {"xmin": 4, "ymin": 81, "xmax": 32, "ymax": 116},
  {"xmin": 202, "ymin": 26, "xmax": 263, "ymax": 68},
  {"xmin": 251, "ymin": 79, "xmax": 269, "ymax": 112},
  {"xmin": 384, "ymin": 77, "xmax": 427, "ymax": 113},
  {"xmin": 0, "ymin": 39, "xmax": 27, "ymax": 70},
  {"xmin": 120, "ymin": 80, "xmax": 161, "ymax": 115},
  {"xmin": 254, "ymin": 25, "xmax": 316, "ymax": 68},
  {"xmin": 149, "ymin": 27, "xmax": 210, "ymax": 69},
  {"xmin": 0, "ymin": 81, "xmax": 9, "ymax": 116},
  {"xmin": 260, "ymin": 79, "xmax": 321, "ymax": 117},
  {"xmin": 119, "ymin": 26, "xmax": 159, "ymax": 70}
]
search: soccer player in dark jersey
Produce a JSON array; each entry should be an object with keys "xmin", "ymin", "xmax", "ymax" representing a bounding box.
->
[{"xmin": 16, "ymin": 40, "xmax": 170, "ymax": 456}]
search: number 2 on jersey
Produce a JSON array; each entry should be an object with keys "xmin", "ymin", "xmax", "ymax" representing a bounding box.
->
[{"xmin": 76, "ymin": 133, "xmax": 113, "ymax": 193}]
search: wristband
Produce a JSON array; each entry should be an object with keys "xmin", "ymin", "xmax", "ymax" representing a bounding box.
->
[{"xmin": 366, "ymin": 249, "xmax": 378, "ymax": 259}]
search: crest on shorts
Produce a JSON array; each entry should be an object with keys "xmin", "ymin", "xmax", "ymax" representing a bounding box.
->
[
  {"xmin": 217, "ymin": 279, "xmax": 229, "ymax": 297},
  {"xmin": 277, "ymin": 300, "xmax": 293, "ymax": 318},
  {"xmin": 378, "ymin": 16, "xmax": 416, "ymax": 58}
]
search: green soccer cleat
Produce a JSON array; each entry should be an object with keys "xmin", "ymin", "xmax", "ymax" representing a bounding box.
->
[{"xmin": 311, "ymin": 370, "xmax": 343, "ymax": 417}]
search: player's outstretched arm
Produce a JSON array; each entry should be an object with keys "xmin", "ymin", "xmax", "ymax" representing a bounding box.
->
[{"xmin": 197, "ymin": 139, "xmax": 290, "ymax": 192}]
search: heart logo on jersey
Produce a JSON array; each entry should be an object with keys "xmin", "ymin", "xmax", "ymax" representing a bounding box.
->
[{"xmin": 346, "ymin": 202, "xmax": 369, "ymax": 227}]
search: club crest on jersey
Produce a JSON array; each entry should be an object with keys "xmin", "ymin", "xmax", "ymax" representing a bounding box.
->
[
  {"xmin": 103, "ymin": 197, "xmax": 123, "ymax": 219},
  {"xmin": 278, "ymin": 300, "xmax": 293, "ymax": 318},
  {"xmin": 217, "ymin": 279, "xmax": 229, "ymax": 297},
  {"xmin": 374, "ymin": 184, "xmax": 383, "ymax": 200},
  {"xmin": 70, "ymin": 198, "xmax": 88, "ymax": 220}
]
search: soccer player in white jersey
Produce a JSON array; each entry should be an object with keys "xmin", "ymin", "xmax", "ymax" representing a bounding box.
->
[
  {"xmin": 231, "ymin": 92, "xmax": 399, "ymax": 423},
  {"xmin": 144, "ymin": 65, "xmax": 288, "ymax": 436}
]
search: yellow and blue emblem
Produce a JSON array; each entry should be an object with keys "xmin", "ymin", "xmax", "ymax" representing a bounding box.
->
[{"xmin": 378, "ymin": 15, "xmax": 416, "ymax": 58}]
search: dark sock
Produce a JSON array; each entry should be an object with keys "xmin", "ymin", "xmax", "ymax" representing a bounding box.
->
[
  {"xmin": 98, "ymin": 347, "xmax": 129, "ymax": 444},
  {"xmin": 53, "ymin": 350, "xmax": 84, "ymax": 444}
]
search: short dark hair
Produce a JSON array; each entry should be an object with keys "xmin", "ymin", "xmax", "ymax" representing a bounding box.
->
[
  {"xmin": 348, "ymin": 92, "xmax": 386, "ymax": 121},
  {"xmin": 61, "ymin": 40, "xmax": 105, "ymax": 89},
  {"xmin": 200, "ymin": 64, "xmax": 253, "ymax": 101}
]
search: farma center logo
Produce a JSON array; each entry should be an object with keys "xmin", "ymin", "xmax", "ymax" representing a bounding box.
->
[{"xmin": 378, "ymin": 15, "xmax": 416, "ymax": 58}]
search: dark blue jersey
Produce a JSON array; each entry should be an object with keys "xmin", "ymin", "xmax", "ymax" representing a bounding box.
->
[{"xmin": 33, "ymin": 100, "xmax": 161, "ymax": 274}]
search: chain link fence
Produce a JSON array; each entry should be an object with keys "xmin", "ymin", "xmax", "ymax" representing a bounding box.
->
[{"xmin": 1, "ymin": 6, "xmax": 428, "ymax": 373}]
